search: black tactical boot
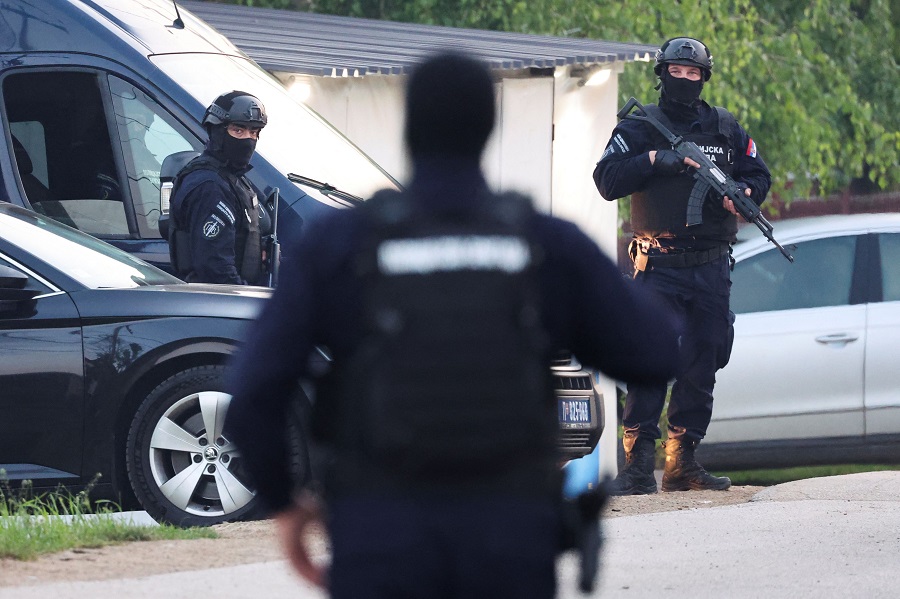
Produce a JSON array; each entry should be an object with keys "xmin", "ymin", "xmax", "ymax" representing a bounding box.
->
[
  {"xmin": 661, "ymin": 437, "xmax": 731, "ymax": 492},
  {"xmin": 607, "ymin": 434, "xmax": 657, "ymax": 495}
]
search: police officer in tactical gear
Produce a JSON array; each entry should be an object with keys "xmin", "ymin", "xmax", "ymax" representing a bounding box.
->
[
  {"xmin": 224, "ymin": 51, "xmax": 679, "ymax": 598},
  {"xmin": 168, "ymin": 91, "xmax": 267, "ymax": 285},
  {"xmin": 594, "ymin": 37, "xmax": 772, "ymax": 495}
]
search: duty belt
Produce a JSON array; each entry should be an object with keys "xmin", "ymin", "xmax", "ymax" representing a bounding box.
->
[{"xmin": 628, "ymin": 238, "xmax": 731, "ymax": 273}]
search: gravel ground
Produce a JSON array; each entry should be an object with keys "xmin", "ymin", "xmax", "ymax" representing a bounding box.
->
[{"xmin": 0, "ymin": 485, "xmax": 763, "ymax": 587}]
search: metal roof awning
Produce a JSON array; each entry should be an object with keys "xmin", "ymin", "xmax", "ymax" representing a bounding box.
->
[{"xmin": 182, "ymin": 1, "xmax": 655, "ymax": 77}]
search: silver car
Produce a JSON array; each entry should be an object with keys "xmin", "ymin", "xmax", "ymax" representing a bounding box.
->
[{"xmin": 698, "ymin": 213, "xmax": 900, "ymax": 469}]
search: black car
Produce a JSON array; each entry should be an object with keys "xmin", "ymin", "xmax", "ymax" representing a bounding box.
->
[
  {"xmin": 0, "ymin": 0, "xmax": 603, "ymax": 474},
  {"xmin": 0, "ymin": 203, "xmax": 279, "ymax": 526},
  {"xmin": 0, "ymin": 203, "xmax": 602, "ymax": 526}
]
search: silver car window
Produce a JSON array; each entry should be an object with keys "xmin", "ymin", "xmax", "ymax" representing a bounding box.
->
[{"xmin": 732, "ymin": 235, "xmax": 857, "ymax": 313}]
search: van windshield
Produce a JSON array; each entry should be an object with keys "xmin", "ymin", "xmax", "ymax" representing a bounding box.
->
[{"xmin": 151, "ymin": 54, "xmax": 399, "ymax": 200}]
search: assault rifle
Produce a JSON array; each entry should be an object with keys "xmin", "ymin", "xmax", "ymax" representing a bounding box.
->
[
  {"xmin": 617, "ymin": 97, "xmax": 793, "ymax": 263},
  {"xmin": 264, "ymin": 187, "xmax": 281, "ymax": 287}
]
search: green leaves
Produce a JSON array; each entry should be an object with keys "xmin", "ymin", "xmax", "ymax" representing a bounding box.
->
[
  {"xmin": 226, "ymin": 0, "xmax": 900, "ymax": 197},
  {"xmin": 569, "ymin": 0, "xmax": 899, "ymax": 198}
]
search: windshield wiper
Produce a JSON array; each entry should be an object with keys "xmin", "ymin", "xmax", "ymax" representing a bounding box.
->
[{"xmin": 287, "ymin": 173, "xmax": 365, "ymax": 207}]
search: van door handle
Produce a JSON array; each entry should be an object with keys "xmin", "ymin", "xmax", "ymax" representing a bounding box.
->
[{"xmin": 815, "ymin": 333, "xmax": 859, "ymax": 347}]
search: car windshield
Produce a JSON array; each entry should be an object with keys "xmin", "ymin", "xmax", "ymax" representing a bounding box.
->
[
  {"xmin": 151, "ymin": 53, "xmax": 400, "ymax": 200},
  {"xmin": 0, "ymin": 208, "xmax": 181, "ymax": 289}
]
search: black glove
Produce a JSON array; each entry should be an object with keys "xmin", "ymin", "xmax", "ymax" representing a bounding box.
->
[{"xmin": 653, "ymin": 150, "xmax": 687, "ymax": 175}]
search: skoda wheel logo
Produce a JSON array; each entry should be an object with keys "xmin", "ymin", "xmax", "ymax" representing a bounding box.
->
[
  {"xmin": 203, "ymin": 220, "xmax": 221, "ymax": 238},
  {"xmin": 204, "ymin": 446, "xmax": 219, "ymax": 461}
]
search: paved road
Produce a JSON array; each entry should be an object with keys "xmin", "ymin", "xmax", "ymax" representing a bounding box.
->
[{"xmin": 3, "ymin": 471, "xmax": 898, "ymax": 598}]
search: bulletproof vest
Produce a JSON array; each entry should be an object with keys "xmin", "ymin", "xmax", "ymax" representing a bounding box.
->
[
  {"xmin": 322, "ymin": 190, "xmax": 556, "ymax": 480},
  {"xmin": 168, "ymin": 154, "xmax": 261, "ymax": 284},
  {"xmin": 631, "ymin": 105, "xmax": 738, "ymax": 242}
]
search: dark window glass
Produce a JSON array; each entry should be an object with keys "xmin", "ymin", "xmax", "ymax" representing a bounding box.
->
[
  {"xmin": 3, "ymin": 71, "xmax": 128, "ymax": 237},
  {"xmin": 879, "ymin": 233, "xmax": 900, "ymax": 302},
  {"xmin": 109, "ymin": 76, "xmax": 200, "ymax": 238}
]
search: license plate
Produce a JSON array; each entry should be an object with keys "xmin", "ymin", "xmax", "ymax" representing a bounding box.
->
[{"xmin": 558, "ymin": 398, "xmax": 591, "ymax": 425}]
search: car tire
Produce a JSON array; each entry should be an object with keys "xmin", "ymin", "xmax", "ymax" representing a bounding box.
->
[{"xmin": 126, "ymin": 365, "xmax": 306, "ymax": 527}]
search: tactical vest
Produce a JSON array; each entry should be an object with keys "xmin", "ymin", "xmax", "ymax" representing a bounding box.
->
[
  {"xmin": 168, "ymin": 154, "xmax": 261, "ymax": 284},
  {"xmin": 632, "ymin": 104, "xmax": 738, "ymax": 242},
  {"xmin": 319, "ymin": 190, "xmax": 556, "ymax": 481}
]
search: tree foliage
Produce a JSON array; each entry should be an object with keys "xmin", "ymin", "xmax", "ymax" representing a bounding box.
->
[{"xmin": 208, "ymin": 0, "xmax": 900, "ymax": 197}]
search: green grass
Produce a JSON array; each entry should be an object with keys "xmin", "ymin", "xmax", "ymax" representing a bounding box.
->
[
  {"xmin": 718, "ymin": 464, "xmax": 900, "ymax": 487},
  {"xmin": 0, "ymin": 477, "xmax": 216, "ymax": 561}
]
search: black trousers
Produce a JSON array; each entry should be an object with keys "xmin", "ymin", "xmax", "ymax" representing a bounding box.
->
[
  {"xmin": 327, "ymin": 494, "xmax": 560, "ymax": 599},
  {"xmin": 623, "ymin": 255, "xmax": 734, "ymax": 441}
]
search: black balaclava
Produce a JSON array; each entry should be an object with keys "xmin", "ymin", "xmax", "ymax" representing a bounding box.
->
[
  {"xmin": 404, "ymin": 51, "xmax": 495, "ymax": 160},
  {"xmin": 207, "ymin": 124, "xmax": 256, "ymax": 170},
  {"xmin": 660, "ymin": 69, "xmax": 704, "ymax": 107}
]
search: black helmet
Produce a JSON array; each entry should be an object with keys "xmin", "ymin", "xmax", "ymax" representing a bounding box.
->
[
  {"xmin": 654, "ymin": 37, "xmax": 713, "ymax": 81},
  {"xmin": 202, "ymin": 91, "xmax": 267, "ymax": 128}
]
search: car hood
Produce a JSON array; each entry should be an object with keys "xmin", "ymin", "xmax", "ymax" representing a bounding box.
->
[{"xmin": 68, "ymin": 283, "xmax": 271, "ymax": 321}]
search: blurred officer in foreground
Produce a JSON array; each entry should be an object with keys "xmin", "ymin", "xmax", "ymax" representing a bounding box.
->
[
  {"xmin": 594, "ymin": 37, "xmax": 771, "ymax": 495},
  {"xmin": 225, "ymin": 51, "xmax": 679, "ymax": 599},
  {"xmin": 168, "ymin": 91, "xmax": 267, "ymax": 284}
]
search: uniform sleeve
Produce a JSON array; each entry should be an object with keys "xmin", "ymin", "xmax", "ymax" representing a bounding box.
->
[
  {"xmin": 543, "ymin": 218, "xmax": 680, "ymax": 385},
  {"xmin": 225, "ymin": 221, "xmax": 324, "ymax": 512},
  {"xmin": 730, "ymin": 121, "xmax": 772, "ymax": 207},
  {"xmin": 184, "ymin": 181, "xmax": 246, "ymax": 285},
  {"xmin": 592, "ymin": 120, "xmax": 655, "ymax": 201}
]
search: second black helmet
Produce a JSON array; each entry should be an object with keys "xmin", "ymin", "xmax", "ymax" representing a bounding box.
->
[
  {"xmin": 202, "ymin": 91, "xmax": 268, "ymax": 128},
  {"xmin": 654, "ymin": 37, "xmax": 713, "ymax": 81}
]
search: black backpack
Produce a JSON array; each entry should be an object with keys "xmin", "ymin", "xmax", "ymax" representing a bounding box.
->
[{"xmin": 335, "ymin": 189, "xmax": 556, "ymax": 479}]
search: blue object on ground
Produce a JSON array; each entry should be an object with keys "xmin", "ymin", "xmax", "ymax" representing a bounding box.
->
[{"xmin": 563, "ymin": 442, "xmax": 600, "ymax": 499}]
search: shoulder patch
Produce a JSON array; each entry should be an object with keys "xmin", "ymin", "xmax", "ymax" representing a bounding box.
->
[
  {"xmin": 746, "ymin": 138, "xmax": 757, "ymax": 158},
  {"xmin": 202, "ymin": 219, "xmax": 222, "ymax": 239},
  {"xmin": 216, "ymin": 201, "xmax": 236, "ymax": 225}
]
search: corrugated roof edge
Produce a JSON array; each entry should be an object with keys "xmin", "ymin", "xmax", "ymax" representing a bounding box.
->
[{"xmin": 181, "ymin": 1, "xmax": 655, "ymax": 76}]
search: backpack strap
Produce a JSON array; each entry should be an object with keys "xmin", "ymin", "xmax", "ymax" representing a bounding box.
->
[
  {"xmin": 640, "ymin": 103, "xmax": 736, "ymax": 142},
  {"xmin": 639, "ymin": 104, "xmax": 678, "ymax": 139},
  {"xmin": 363, "ymin": 188, "xmax": 414, "ymax": 229},
  {"xmin": 714, "ymin": 106, "xmax": 737, "ymax": 140}
]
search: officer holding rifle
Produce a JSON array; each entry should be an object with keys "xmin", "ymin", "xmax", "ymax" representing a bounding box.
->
[{"xmin": 593, "ymin": 37, "xmax": 772, "ymax": 496}]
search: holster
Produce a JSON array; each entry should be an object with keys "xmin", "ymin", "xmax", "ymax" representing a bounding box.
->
[
  {"xmin": 628, "ymin": 237, "xmax": 731, "ymax": 275},
  {"xmin": 627, "ymin": 237, "xmax": 658, "ymax": 276},
  {"xmin": 560, "ymin": 483, "xmax": 609, "ymax": 594}
]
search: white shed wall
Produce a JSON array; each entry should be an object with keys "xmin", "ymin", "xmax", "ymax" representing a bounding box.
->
[{"xmin": 290, "ymin": 68, "xmax": 625, "ymax": 479}]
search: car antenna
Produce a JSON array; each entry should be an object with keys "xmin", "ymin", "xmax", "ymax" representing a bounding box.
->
[{"xmin": 170, "ymin": 1, "xmax": 185, "ymax": 29}]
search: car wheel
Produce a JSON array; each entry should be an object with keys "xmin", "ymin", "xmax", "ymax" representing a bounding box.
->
[{"xmin": 126, "ymin": 365, "xmax": 265, "ymax": 527}]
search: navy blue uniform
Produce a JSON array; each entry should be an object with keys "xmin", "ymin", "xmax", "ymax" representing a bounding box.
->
[
  {"xmin": 594, "ymin": 100, "xmax": 771, "ymax": 442},
  {"xmin": 226, "ymin": 158, "xmax": 680, "ymax": 598},
  {"xmin": 169, "ymin": 154, "xmax": 261, "ymax": 285}
]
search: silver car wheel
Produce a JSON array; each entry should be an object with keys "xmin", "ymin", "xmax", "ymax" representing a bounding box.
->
[{"xmin": 147, "ymin": 390, "xmax": 255, "ymax": 518}]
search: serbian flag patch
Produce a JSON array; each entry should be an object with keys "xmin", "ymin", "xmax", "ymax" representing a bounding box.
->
[{"xmin": 746, "ymin": 138, "xmax": 757, "ymax": 158}]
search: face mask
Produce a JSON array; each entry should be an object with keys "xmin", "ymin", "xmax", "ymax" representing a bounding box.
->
[
  {"xmin": 662, "ymin": 70, "xmax": 704, "ymax": 106},
  {"xmin": 221, "ymin": 134, "xmax": 256, "ymax": 169}
]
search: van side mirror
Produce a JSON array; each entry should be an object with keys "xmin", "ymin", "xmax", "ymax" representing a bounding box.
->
[
  {"xmin": 159, "ymin": 150, "xmax": 201, "ymax": 216},
  {"xmin": 158, "ymin": 150, "xmax": 201, "ymax": 240}
]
